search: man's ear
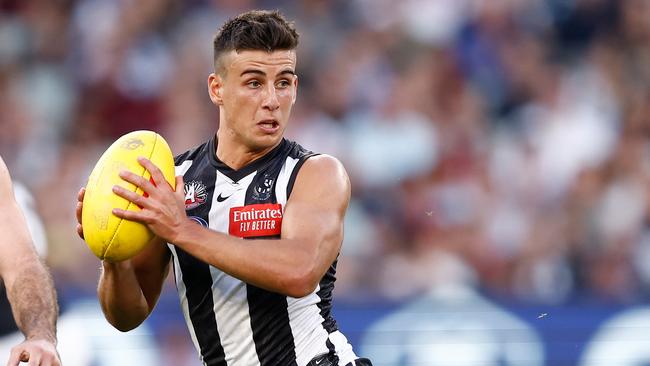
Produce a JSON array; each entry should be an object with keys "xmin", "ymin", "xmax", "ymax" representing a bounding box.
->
[{"xmin": 208, "ymin": 73, "xmax": 224, "ymax": 105}]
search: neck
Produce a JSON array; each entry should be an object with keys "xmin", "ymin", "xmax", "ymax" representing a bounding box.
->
[{"xmin": 215, "ymin": 131, "xmax": 280, "ymax": 170}]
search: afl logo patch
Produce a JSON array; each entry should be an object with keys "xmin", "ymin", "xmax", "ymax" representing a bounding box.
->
[{"xmin": 184, "ymin": 180, "xmax": 207, "ymax": 210}]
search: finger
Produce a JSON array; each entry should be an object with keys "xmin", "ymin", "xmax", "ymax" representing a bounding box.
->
[
  {"xmin": 39, "ymin": 354, "xmax": 54, "ymax": 366},
  {"xmin": 77, "ymin": 187, "xmax": 85, "ymax": 202},
  {"xmin": 138, "ymin": 157, "xmax": 167, "ymax": 189},
  {"xmin": 26, "ymin": 351, "xmax": 39, "ymax": 366},
  {"xmin": 112, "ymin": 208, "xmax": 149, "ymax": 223},
  {"xmin": 76, "ymin": 201, "xmax": 83, "ymax": 224},
  {"xmin": 175, "ymin": 175, "xmax": 185, "ymax": 201},
  {"xmin": 6, "ymin": 346, "xmax": 21, "ymax": 366},
  {"xmin": 112, "ymin": 185, "xmax": 149, "ymax": 209},
  {"xmin": 119, "ymin": 170, "xmax": 156, "ymax": 195},
  {"xmin": 76, "ymin": 223, "xmax": 84, "ymax": 240}
]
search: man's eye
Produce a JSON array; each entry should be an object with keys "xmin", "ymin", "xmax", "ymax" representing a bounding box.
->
[
  {"xmin": 276, "ymin": 80, "xmax": 290, "ymax": 88},
  {"xmin": 248, "ymin": 80, "xmax": 261, "ymax": 88}
]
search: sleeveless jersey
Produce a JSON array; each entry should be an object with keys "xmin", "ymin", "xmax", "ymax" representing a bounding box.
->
[{"xmin": 170, "ymin": 137, "xmax": 358, "ymax": 366}]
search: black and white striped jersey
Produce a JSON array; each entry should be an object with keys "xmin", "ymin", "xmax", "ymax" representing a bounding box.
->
[{"xmin": 170, "ymin": 137, "xmax": 358, "ymax": 366}]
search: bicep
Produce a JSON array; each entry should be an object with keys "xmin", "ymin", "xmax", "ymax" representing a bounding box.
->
[{"xmin": 281, "ymin": 156, "xmax": 351, "ymax": 274}]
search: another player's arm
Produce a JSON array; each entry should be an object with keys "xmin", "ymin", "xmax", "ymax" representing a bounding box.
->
[
  {"xmin": 114, "ymin": 155, "xmax": 349, "ymax": 298},
  {"xmin": 76, "ymin": 188, "xmax": 172, "ymax": 332},
  {"xmin": 0, "ymin": 158, "xmax": 60, "ymax": 365}
]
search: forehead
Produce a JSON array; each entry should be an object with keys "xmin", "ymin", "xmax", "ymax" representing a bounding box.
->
[{"xmin": 222, "ymin": 50, "xmax": 297, "ymax": 75}]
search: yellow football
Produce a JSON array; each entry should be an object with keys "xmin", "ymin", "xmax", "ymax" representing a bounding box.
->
[{"xmin": 82, "ymin": 130, "xmax": 176, "ymax": 262}]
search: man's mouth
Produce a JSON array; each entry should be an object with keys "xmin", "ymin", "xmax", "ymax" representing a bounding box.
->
[{"xmin": 257, "ymin": 119, "xmax": 280, "ymax": 133}]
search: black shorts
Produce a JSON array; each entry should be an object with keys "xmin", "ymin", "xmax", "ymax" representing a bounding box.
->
[
  {"xmin": 347, "ymin": 358, "xmax": 373, "ymax": 366},
  {"xmin": 307, "ymin": 353, "xmax": 373, "ymax": 366}
]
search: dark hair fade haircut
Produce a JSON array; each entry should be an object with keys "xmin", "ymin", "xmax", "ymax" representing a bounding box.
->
[{"xmin": 213, "ymin": 10, "xmax": 299, "ymax": 73}]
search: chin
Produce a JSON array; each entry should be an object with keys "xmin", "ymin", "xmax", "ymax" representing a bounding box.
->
[{"xmin": 250, "ymin": 134, "xmax": 283, "ymax": 151}]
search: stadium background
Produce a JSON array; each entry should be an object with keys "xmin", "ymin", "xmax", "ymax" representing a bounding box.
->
[{"xmin": 1, "ymin": 0, "xmax": 650, "ymax": 365}]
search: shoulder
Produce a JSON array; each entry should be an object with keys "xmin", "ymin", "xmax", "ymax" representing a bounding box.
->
[
  {"xmin": 292, "ymin": 155, "xmax": 351, "ymax": 203},
  {"xmin": 300, "ymin": 154, "xmax": 348, "ymax": 179}
]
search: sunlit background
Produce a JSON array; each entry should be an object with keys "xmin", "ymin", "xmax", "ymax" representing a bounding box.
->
[{"xmin": 1, "ymin": 0, "xmax": 650, "ymax": 365}]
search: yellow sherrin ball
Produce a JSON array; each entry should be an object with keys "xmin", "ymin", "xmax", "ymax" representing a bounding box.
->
[{"xmin": 82, "ymin": 130, "xmax": 175, "ymax": 262}]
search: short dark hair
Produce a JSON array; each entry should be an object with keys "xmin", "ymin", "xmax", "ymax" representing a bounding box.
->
[{"xmin": 213, "ymin": 10, "xmax": 299, "ymax": 73}]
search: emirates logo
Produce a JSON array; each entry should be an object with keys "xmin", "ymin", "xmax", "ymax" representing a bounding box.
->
[{"xmin": 229, "ymin": 203, "xmax": 283, "ymax": 238}]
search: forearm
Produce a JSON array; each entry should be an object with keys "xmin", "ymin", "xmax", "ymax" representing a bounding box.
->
[
  {"xmin": 6, "ymin": 259, "xmax": 58, "ymax": 343},
  {"xmin": 174, "ymin": 222, "xmax": 322, "ymax": 297},
  {"xmin": 98, "ymin": 261, "xmax": 150, "ymax": 331}
]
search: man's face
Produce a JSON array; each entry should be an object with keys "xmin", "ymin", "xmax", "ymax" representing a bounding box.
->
[{"xmin": 208, "ymin": 49, "xmax": 298, "ymax": 151}]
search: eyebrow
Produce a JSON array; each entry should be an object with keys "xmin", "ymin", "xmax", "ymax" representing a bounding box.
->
[{"xmin": 240, "ymin": 69, "xmax": 296, "ymax": 77}]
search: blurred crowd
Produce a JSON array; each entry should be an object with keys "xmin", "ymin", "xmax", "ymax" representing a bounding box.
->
[{"xmin": 1, "ymin": 0, "xmax": 649, "ymax": 313}]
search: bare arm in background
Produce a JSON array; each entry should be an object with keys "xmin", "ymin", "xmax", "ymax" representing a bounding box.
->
[{"xmin": 0, "ymin": 157, "xmax": 60, "ymax": 366}]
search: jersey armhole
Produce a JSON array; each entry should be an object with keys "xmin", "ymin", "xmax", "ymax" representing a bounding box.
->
[{"xmin": 286, "ymin": 153, "xmax": 319, "ymax": 199}]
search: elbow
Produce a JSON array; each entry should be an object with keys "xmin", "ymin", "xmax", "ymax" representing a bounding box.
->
[
  {"xmin": 285, "ymin": 281, "xmax": 317, "ymax": 298},
  {"xmin": 99, "ymin": 298, "xmax": 148, "ymax": 332},
  {"xmin": 115, "ymin": 323, "xmax": 139, "ymax": 333},
  {"xmin": 105, "ymin": 313, "xmax": 145, "ymax": 332},
  {"xmin": 283, "ymin": 266, "xmax": 320, "ymax": 298}
]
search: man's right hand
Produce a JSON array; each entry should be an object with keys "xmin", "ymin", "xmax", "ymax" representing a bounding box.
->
[
  {"xmin": 76, "ymin": 187, "xmax": 85, "ymax": 240},
  {"xmin": 7, "ymin": 337, "xmax": 61, "ymax": 366}
]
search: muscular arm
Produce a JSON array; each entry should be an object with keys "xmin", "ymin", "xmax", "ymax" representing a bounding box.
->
[
  {"xmin": 97, "ymin": 237, "xmax": 171, "ymax": 331},
  {"xmin": 0, "ymin": 158, "xmax": 59, "ymax": 365},
  {"xmin": 115, "ymin": 155, "xmax": 350, "ymax": 298},
  {"xmin": 77, "ymin": 187, "xmax": 173, "ymax": 332},
  {"xmin": 179, "ymin": 156, "xmax": 348, "ymax": 296},
  {"xmin": 3, "ymin": 262, "xmax": 58, "ymax": 344}
]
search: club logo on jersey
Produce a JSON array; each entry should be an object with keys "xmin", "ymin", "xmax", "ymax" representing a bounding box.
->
[
  {"xmin": 184, "ymin": 180, "xmax": 207, "ymax": 210},
  {"xmin": 229, "ymin": 203, "xmax": 282, "ymax": 238},
  {"xmin": 252, "ymin": 175, "xmax": 274, "ymax": 201}
]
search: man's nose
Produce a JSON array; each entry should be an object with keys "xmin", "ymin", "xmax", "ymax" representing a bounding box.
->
[{"xmin": 262, "ymin": 85, "xmax": 280, "ymax": 111}]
